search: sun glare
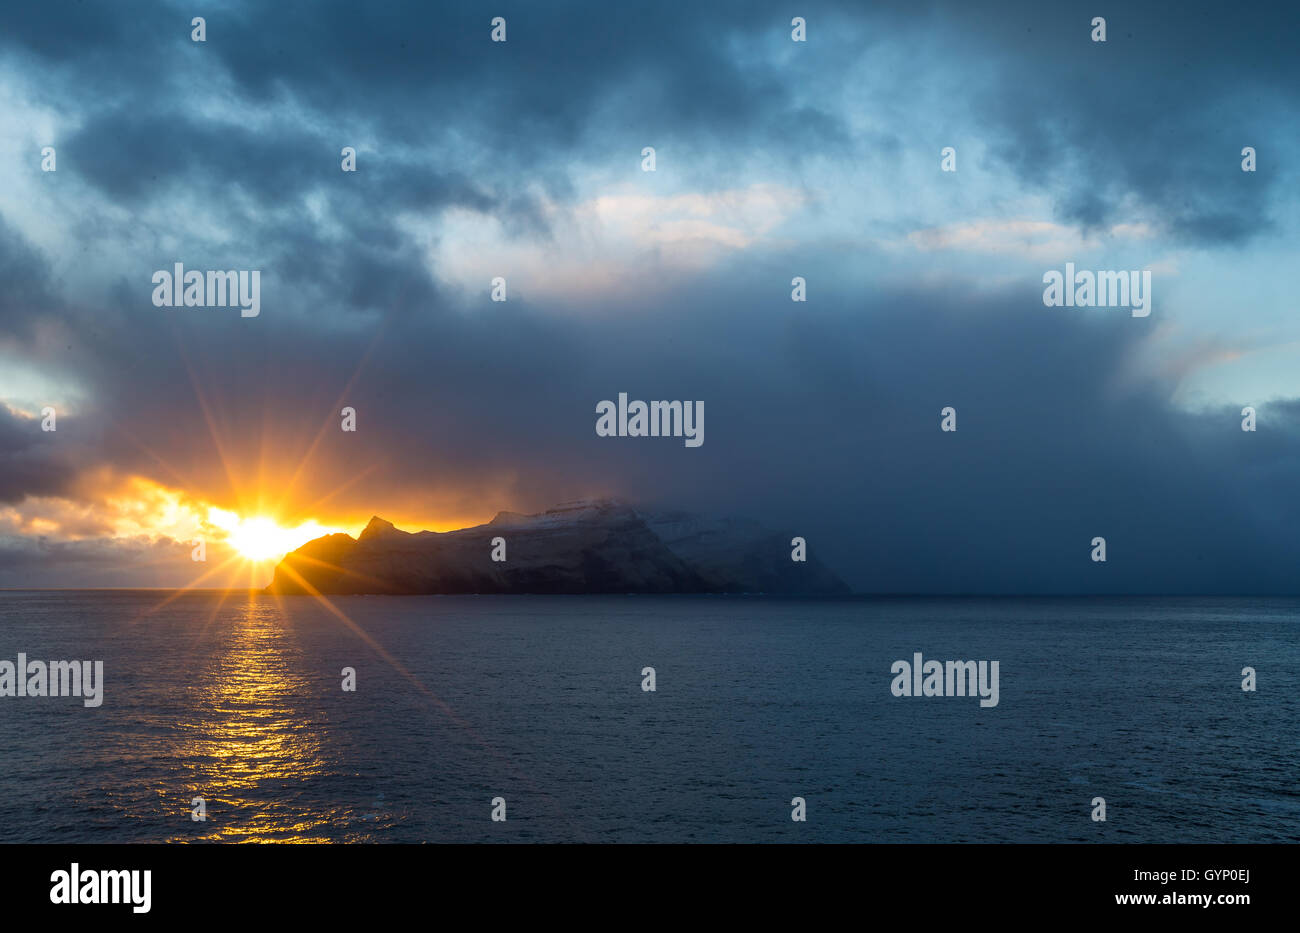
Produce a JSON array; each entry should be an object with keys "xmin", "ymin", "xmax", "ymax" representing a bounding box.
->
[{"xmin": 207, "ymin": 508, "xmax": 338, "ymax": 563}]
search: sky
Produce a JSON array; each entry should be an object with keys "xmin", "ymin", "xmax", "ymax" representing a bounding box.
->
[{"xmin": 0, "ymin": 0, "xmax": 1297, "ymax": 591}]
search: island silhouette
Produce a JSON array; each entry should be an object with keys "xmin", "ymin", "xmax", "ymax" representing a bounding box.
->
[{"xmin": 267, "ymin": 498, "xmax": 849, "ymax": 595}]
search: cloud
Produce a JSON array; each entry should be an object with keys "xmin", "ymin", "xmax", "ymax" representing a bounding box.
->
[
  {"xmin": 905, "ymin": 218, "xmax": 1157, "ymax": 260},
  {"xmin": 431, "ymin": 183, "xmax": 808, "ymax": 303}
]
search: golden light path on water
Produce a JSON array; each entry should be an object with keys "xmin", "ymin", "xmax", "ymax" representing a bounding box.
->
[
  {"xmin": 166, "ymin": 597, "xmax": 333, "ymax": 843},
  {"xmin": 136, "ymin": 582, "xmax": 592, "ymax": 843}
]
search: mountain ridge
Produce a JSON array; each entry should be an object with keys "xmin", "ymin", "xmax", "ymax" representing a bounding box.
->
[{"xmin": 265, "ymin": 498, "xmax": 849, "ymax": 596}]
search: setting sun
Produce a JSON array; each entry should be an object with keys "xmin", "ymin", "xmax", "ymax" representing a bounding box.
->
[{"xmin": 207, "ymin": 508, "xmax": 339, "ymax": 563}]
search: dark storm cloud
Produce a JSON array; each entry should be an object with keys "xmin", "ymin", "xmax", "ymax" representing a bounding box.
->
[
  {"xmin": 3, "ymin": 0, "xmax": 851, "ymax": 206},
  {"xmin": 6, "ymin": 1, "xmax": 1287, "ymax": 244},
  {"xmin": 517, "ymin": 267, "xmax": 1298, "ymax": 595},
  {"xmin": 4, "ymin": 1, "xmax": 1293, "ymax": 238},
  {"xmin": 0, "ymin": 534, "xmax": 193, "ymax": 588},
  {"xmin": 926, "ymin": 0, "xmax": 1297, "ymax": 244},
  {"xmin": 0, "ymin": 216, "xmax": 60, "ymax": 336},
  {"xmin": 195, "ymin": 0, "xmax": 852, "ymax": 160},
  {"xmin": 64, "ymin": 108, "xmax": 507, "ymax": 223},
  {"xmin": 0, "ymin": 407, "xmax": 81, "ymax": 504}
]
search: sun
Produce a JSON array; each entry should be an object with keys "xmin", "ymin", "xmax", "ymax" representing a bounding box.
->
[
  {"xmin": 225, "ymin": 517, "xmax": 297, "ymax": 562},
  {"xmin": 207, "ymin": 508, "xmax": 339, "ymax": 563}
]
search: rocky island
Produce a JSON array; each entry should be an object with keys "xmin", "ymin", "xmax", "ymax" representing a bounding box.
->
[{"xmin": 266, "ymin": 499, "xmax": 849, "ymax": 596}]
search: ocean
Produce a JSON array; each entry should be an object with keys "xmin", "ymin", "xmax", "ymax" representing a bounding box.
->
[{"xmin": 0, "ymin": 591, "xmax": 1296, "ymax": 843}]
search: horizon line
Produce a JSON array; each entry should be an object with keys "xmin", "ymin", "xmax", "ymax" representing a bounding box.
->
[{"xmin": 3, "ymin": 588, "xmax": 1300, "ymax": 599}]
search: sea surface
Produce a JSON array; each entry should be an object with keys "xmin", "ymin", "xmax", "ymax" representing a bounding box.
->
[{"xmin": 0, "ymin": 591, "xmax": 1296, "ymax": 843}]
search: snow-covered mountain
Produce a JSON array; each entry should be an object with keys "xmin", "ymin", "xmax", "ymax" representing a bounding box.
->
[{"xmin": 266, "ymin": 498, "xmax": 849, "ymax": 595}]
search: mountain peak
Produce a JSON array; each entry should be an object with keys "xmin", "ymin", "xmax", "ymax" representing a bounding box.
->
[{"xmin": 359, "ymin": 515, "xmax": 399, "ymax": 541}]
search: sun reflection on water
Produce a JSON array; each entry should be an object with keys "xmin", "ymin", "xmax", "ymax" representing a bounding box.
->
[{"xmin": 167, "ymin": 597, "xmax": 336, "ymax": 842}]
